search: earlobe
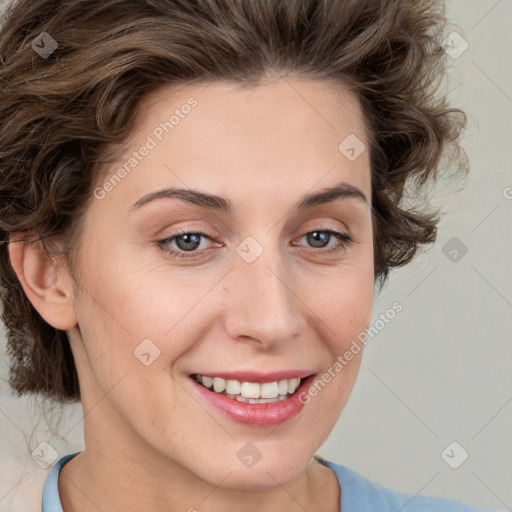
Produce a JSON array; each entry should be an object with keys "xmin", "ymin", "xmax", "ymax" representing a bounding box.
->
[{"xmin": 8, "ymin": 235, "xmax": 77, "ymax": 330}]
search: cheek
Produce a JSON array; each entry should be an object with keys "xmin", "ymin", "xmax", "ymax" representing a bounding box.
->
[
  {"xmin": 299, "ymin": 258, "xmax": 374, "ymax": 347},
  {"xmin": 334, "ymin": 279, "xmax": 374, "ymax": 347},
  {"xmin": 72, "ymin": 251, "xmax": 223, "ymax": 409},
  {"xmin": 295, "ymin": 256, "xmax": 374, "ymax": 414},
  {"xmin": 303, "ymin": 276, "xmax": 372, "ymax": 427}
]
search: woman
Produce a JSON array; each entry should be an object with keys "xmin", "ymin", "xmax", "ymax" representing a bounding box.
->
[{"xmin": 0, "ymin": 0, "xmax": 500, "ymax": 510}]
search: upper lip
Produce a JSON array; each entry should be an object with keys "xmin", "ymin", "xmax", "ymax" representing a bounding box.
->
[{"xmin": 191, "ymin": 370, "xmax": 315, "ymax": 383}]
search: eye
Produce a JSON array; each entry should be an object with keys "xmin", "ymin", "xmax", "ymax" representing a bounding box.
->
[
  {"xmin": 294, "ymin": 229, "xmax": 354, "ymax": 255},
  {"xmin": 157, "ymin": 230, "xmax": 215, "ymax": 259},
  {"xmin": 157, "ymin": 228, "xmax": 355, "ymax": 260}
]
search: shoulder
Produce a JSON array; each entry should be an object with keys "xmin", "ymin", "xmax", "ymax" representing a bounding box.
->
[{"xmin": 316, "ymin": 456, "xmax": 503, "ymax": 512}]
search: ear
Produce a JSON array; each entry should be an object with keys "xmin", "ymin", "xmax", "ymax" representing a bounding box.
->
[{"xmin": 8, "ymin": 234, "xmax": 77, "ymax": 330}]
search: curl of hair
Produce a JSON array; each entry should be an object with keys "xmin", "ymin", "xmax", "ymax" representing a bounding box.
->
[{"xmin": 0, "ymin": 0, "xmax": 468, "ymax": 402}]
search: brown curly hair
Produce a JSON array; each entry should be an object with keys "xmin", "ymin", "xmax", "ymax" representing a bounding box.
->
[{"xmin": 0, "ymin": 0, "xmax": 467, "ymax": 403}]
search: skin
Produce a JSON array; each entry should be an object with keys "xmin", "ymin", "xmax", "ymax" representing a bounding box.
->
[{"xmin": 9, "ymin": 77, "xmax": 375, "ymax": 511}]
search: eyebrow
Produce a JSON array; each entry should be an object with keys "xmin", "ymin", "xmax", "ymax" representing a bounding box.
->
[{"xmin": 130, "ymin": 180, "xmax": 368, "ymax": 214}]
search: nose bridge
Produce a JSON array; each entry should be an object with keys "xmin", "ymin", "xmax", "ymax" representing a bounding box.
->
[{"xmin": 225, "ymin": 240, "xmax": 299, "ymax": 345}]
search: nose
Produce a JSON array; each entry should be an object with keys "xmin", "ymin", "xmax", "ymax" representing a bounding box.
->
[{"xmin": 222, "ymin": 243, "xmax": 300, "ymax": 350}]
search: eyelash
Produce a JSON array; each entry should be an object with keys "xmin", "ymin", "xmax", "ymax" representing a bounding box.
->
[{"xmin": 157, "ymin": 228, "xmax": 355, "ymax": 259}]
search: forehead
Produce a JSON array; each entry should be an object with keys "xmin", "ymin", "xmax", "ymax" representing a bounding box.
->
[
  {"xmin": 93, "ymin": 77, "xmax": 371, "ymax": 216},
  {"xmin": 137, "ymin": 77, "xmax": 368, "ymax": 147}
]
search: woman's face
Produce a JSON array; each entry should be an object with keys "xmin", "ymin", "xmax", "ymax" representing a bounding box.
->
[{"xmin": 67, "ymin": 77, "xmax": 374, "ymax": 488}]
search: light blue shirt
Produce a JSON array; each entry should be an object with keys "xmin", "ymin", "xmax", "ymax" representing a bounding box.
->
[{"xmin": 42, "ymin": 452, "xmax": 503, "ymax": 511}]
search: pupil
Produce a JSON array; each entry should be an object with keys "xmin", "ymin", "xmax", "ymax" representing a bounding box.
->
[
  {"xmin": 308, "ymin": 231, "xmax": 328, "ymax": 248},
  {"xmin": 177, "ymin": 234, "xmax": 200, "ymax": 251}
]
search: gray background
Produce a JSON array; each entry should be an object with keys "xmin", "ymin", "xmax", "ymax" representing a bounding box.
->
[{"xmin": 1, "ymin": 0, "xmax": 511, "ymax": 510}]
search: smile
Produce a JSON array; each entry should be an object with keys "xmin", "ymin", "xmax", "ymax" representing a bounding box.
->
[
  {"xmin": 189, "ymin": 371, "xmax": 317, "ymax": 426},
  {"xmin": 194, "ymin": 374, "xmax": 302, "ymax": 404}
]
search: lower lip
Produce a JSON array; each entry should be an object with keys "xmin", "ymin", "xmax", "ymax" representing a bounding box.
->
[{"xmin": 191, "ymin": 375, "xmax": 316, "ymax": 427}]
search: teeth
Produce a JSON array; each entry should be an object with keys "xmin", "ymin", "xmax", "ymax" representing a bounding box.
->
[
  {"xmin": 248, "ymin": 396, "xmax": 287, "ymax": 404},
  {"xmin": 240, "ymin": 382, "xmax": 260, "ymax": 398},
  {"xmin": 195, "ymin": 375, "xmax": 304, "ymax": 400},
  {"xmin": 288, "ymin": 377, "xmax": 300, "ymax": 394},
  {"xmin": 202, "ymin": 376, "xmax": 213, "ymax": 388},
  {"xmin": 226, "ymin": 379, "xmax": 241, "ymax": 395},
  {"xmin": 278, "ymin": 379, "xmax": 288, "ymax": 395},
  {"xmin": 213, "ymin": 377, "xmax": 226, "ymax": 393},
  {"xmin": 260, "ymin": 382, "xmax": 279, "ymax": 399}
]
